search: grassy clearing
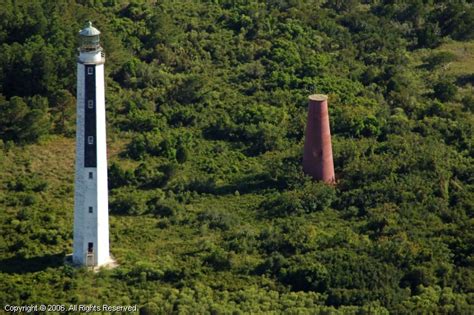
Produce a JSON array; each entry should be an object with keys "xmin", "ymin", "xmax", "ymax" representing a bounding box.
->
[{"xmin": 436, "ymin": 40, "xmax": 474, "ymax": 76}]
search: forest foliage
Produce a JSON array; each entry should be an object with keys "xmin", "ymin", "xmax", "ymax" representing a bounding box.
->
[{"xmin": 0, "ymin": 0, "xmax": 473, "ymax": 314}]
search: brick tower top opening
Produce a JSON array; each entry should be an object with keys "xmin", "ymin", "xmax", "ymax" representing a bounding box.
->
[{"xmin": 308, "ymin": 94, "xmax": 328, "ymax": 101}]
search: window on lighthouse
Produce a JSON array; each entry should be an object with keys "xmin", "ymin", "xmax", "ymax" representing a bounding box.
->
[
  {"xmin": 89, "ymin": 206, "xmax": 93, "ymax": 213},
  {"xmin": 87, "ymin": 67, "xmax": 93, "ymax": 75},
  {"xmin": 87, "ymin": 100, "xmax": 93, "ymax": 108},
  {"xmin": 88, "ymin": 136, "xmax": 94, "ymax": 144}
]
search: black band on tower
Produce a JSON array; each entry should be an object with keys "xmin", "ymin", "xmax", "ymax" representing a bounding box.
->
[{"xmin": 84, "ymin": 65, "xmax": 97, "ymax": 167}]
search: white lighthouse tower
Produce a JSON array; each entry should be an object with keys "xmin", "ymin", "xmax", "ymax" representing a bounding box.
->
[{"xmin": 73, "ymin": 21, "xmax": 111, "ymax": 267}]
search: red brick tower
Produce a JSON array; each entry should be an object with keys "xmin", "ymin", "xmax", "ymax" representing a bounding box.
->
[{"xmin": 303, "ymin": 94, "xmax": 335, "ymax": 183}]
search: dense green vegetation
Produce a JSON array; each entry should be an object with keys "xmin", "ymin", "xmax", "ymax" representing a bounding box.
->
[{"xmin": 1, "ymin": 0, "xmax": 473, "ymax": 313}]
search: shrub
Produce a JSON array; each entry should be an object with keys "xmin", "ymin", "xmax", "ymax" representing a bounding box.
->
[
  {"xmin": 280, "ymin": 257, "xmax": 329, "ymax": 292},
  {"xmin": 423, "ymin": 52, "xmax": 457, "ymax": 70},
  {"xmin": 176, "ymin": 144, "xmax": 188, "ymax": 163},
  {"xmin": 108, "ymin": 162, "xmax": 135, "ymax": 189},
  {"xmin": 148, "ymin": 197, "xmax": 183, "ymax": 218},
  {"xmin": 120, "ymin": 109, "xmax": 166, "ymax": 132},
  {"xmin": 197, "ymin": 209, "xmax": 239, "ymax": 231},
  {"xmin": 205, "ymin": 104, "xmax": 287, "ymax": 155},
  {"xmin": 462, "ymin": 95, "xmax": 474, "ymax": 112},
  {"xmin": 262, "ymin": 181, "xmax": 336, "ymax": 216},
  {"xmin": 126, "ymin": 131, "xmax": 192, "ymax": 162},
  {"xmin": 110, "ymin": 188, "xmax": 148, "ymax": 215},
  {"xmin": 0, "ymin": 96, "xmax": 51, "ymax": 143},
  {"xmin": 134, "ymin": 160, "xmax": 168, "ymax": 188},
  {"xmin": 204, "ymin": 246, "xmax": 232, "ymax": 271},
  {"xmin": 433, "ymin": 80, "xmax": 457, "ymax": 102},
  {"xmin": 333, "ymin": 105, "xmax": 383, "ymax": 138},
  {"xmin": 7, "ymin": 174, "xmax": 47, "ymax": 192}
]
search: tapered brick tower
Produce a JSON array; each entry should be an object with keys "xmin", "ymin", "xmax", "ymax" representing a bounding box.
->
[{"xmin": 303, "ymin": 94, "xmax": 335, "ymax": 184}]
